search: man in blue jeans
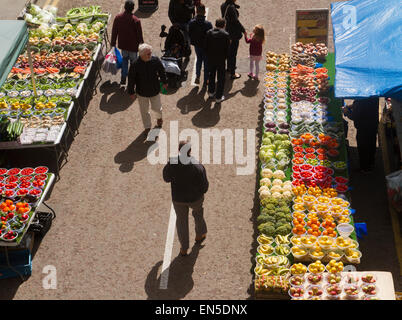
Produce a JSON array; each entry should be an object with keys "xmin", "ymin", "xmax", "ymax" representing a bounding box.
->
[
  {"xmin": 205, "ymin": 18, "xmax": 230, "ymax": 103},
  {"xmin": 111, "ymin": 0, "xmax": 144, "ymax": 85},
  {"xmin": 189, "ymin": 4, "xmax": 213, "ymax": 85}
]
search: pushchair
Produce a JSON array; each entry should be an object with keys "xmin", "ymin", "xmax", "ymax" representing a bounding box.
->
[{"xmin": 159, "ymin": 24, "xmax": 190, "ymax": 88}]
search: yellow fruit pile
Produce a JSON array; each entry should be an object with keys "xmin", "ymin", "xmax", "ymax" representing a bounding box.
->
[
  {"xmin": 308, "ymin": 260, "xmax": 325, "ymax": 273},
  {"xmin": 290, "ymin": 263, "xmax": 307, "ymax": 275},
  {"xmin": 326, "ymin": 259, "xmax": 343, "ymax": 273}
]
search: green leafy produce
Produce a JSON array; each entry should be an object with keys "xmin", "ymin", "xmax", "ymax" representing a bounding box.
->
[
  {"xmin": 276, "ymin": 225, "xmax": 292, "ymax": 236},
  {"xmin": 257, "ymin": 214, "xmax": 276, "ymax": 225},
  {"xmin": 258, "ymin": 223, "xmax": 276, "ymax": 237}
]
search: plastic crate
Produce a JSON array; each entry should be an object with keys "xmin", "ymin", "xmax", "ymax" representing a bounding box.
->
[{"xmin": 0, "ymin": 249, "xmax": 32, "ymax": 280}]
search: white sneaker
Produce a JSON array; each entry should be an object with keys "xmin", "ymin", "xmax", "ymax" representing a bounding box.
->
[
  {"xmin": 215, "ymin": 96, "xmax": 225, "ymax": 103},
  {"xmin": 208, "ymin": 92, "xmax": 215, "ymax": 98}
]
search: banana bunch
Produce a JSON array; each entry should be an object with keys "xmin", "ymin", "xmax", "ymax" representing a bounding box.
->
[
  {"xmin": 258, "ymin": 244, "xmax": 274, "ymax": 255},
  {"xmin": 256, "ymin": 256, "xmax": 264, "ymax": 265},
  {"xmin": 254, "ymin": 264, "xmax": 270, "ymax": 276},
  {"xmin": 276, "ymin": 255, "xmax": 290, "ymax": 267},
  {"xmin": 257, "ymin": 234, "xmax": 273, "ymax": 245},
  {"xmin": 264, "ymin": 256, "xmax": 279, "ymax": 266},
  {"xmin": 275, "ymin": 234, "xmax": 290, "ymax": 245},
  {"xmin": 275, "ymin": 245, "xmax": 290, "ymax": 256}
]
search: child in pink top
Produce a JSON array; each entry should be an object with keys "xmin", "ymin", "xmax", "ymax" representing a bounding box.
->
[{"xmin": 244, "ymin": 24, "xmax": 265, "ymax": 80}]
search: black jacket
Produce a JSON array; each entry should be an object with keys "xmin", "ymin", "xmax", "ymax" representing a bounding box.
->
[
  {"xmin": 188, "ymin": 15, "xmax": 213, "ymax": 48},
  {"xmin": 221, "ymin": 0, "xmax": 245, "ymax": 40},
  {"xmin": 163, "ymin": 157, "xmax": 209, "ymax": 203},
  {"xmin": 127, "ymin": 56, "xmax": 167, "ymax": 97},
  {"xmin": 205, "ymin": 28, "xmax": 230, "ymax": 65},
  {"xmin": 168, "ymin": 0, "xmax": 195, "ymax": 25},
  {"xmin": 348, "ymin": 97, "xmax": 379, "ymax": 131}
]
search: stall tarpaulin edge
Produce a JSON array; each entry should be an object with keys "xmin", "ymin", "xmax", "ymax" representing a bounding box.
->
[
  {"xmin": 0, "ymin": 20, "xmax": 29, "ymax": 87},
  {"xmin": 330, "ymin": 0, "xmax": 402, "ymax": 100}
]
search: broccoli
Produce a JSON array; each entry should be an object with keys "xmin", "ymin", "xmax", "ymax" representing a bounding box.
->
[
  {"xmin": 276, "ymin": 224, "xmax": 292, "ymax": 236},
  {"xmin": 275, "ymin": 218, "xmax": 288, "ymax": 229},
  {"xmin": 258, "ymin": 223, "xmax": 276, "ymax": 237},
  {"xmin": 285, "ymin": 215, "xmax": 292, "ymax": 223},
  {"xmin": 261, "ymin": 208, "xmax": 276, "ymax": 216},
  {"xmin": 261, "ymin": 197, "xmax": 279, "ymax": 208},
  {"xmin": 274, "ymin": 211, "xmax": 287, "ymax": 221},
  {"xmin": 277, "ymin": 206, "xmax": 291, "ymax": 214},
  {"xmin": 263, "ymin": 203, "xmax": 276, "ymax": 212},
  {"xmin": 257, "ymin": 214, "xmax": 276, "ymax": 225}
]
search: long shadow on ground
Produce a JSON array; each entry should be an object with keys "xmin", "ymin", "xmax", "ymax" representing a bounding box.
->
[
  {"xmin": 114, "ymin": 131, "xmax": 156, "ymax": 173},
  {"xmin": 99, "ymin": 80, "xmax": 133, "ymax": 114},
  {"xmin": 145, "ymin": 243, "xmax": 204, "ymax": 299},
  {"xmin": 246, "ymin": 100, "xmax": 264, "ymax": 300}
]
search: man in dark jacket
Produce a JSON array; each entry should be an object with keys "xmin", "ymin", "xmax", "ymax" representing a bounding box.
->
[
  {"xmin": 163, "ymin": 140, "xmax": 209, "ymax": 256},
  {"xmin": 168, "ymin": 0, "xmax": 195, "ymax": 53},
  {"xmin": 128, "ymin": 44, "xmax": 168, "ymax": 137},
  {"xmin": 189, "ymin": 4, "xmax": 213, "ymax": 85},
  {"xmin": 111, "ymin": 0, "xmax": 144, "ymax": 85},
  {"xmin": 205, "ymin": 18, "xmax": 230, "ymax": 103},
  {"xmin": 344, "ymin": 97, "xmax": 379, "ymax": 173},
  {"xmin": 221, "ymin": 0, "xmax": 246, "ymax": 79}
]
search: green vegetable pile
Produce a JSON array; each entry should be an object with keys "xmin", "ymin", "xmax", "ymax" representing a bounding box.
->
[{"xmin": 257, "ymin": 197, "xmax": 292, "ymax": 237}]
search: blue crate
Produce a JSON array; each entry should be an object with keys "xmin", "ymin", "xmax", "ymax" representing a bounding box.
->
[{"xmin": 0, "ymin": 249, "xmax": 32, "ymax": 280}]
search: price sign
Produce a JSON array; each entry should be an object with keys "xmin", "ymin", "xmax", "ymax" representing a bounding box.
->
[{"xmin": 296, "ymin": 9, "xmax": 329, "ymax": 46}]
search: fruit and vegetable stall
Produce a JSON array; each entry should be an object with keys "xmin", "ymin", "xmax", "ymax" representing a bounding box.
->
[
  {"xmin": 0, "ymin": 4, "xmax": 109, "ymax": 147},
  {"xmin": 253, "ymin": 41, "xmax": 395, "ymax": 300},
  {"xmin": 0, "ymin": 4, "xmax": 110, "ymax": 279}
]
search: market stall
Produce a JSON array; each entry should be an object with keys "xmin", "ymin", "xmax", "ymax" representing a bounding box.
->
[
  {"xmin": 0, "ymin": 4, "xmax": 111, "ymax": 280},
  {"xmin": 252, "ymin": 38, "xmax": 391, "ymax": 298},
  {"xmin": 0, "ymin": 5, "xmax": 110, "ymax": 178}
]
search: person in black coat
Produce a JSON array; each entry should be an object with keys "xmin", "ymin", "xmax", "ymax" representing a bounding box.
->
[
  {"xmin": 344, "ymin": 97, "xmax": 379, "ymax": 173},
  {"xmin": 221, "ymin": 0, "xmax": 246, "ymax": 79},
  {"xmin": 163, "ymin": 140, "xmax": 209, "ymax": 256},
  {"xmin": 168, "ymin": 0, "xmax": 195, "ymax": 53},
  {"xmin": 189, "ymin": 4, "xmax": 213, "ymax": 85},
  {"xmin": 205, "ymin": 18, "xmax": 230, "ymax": 103}
]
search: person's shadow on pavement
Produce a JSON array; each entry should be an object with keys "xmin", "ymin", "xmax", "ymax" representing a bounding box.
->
[
  {"xmin": 240, "ymin": 78, "xmax": 260, "ymax": 97},
  {"xmin": 114, "ymin": 130, "xmax": 156, "ymax": 172},
  {"xmin": 145, "ymin": 243, "xmax": 204, "ymax": 300},
  {"xmin": 176, "ymin": 86, "xmax": 207, "ymax": 114},
  {"xmin": 191, "ymin": 99, "xmax": 221, "ymax": 128},
  {"xmin": 99, "ymin": 80, "xmax": 133, "ymax": 114}
]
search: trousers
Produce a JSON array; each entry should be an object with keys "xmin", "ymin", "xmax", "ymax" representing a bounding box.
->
[
  {"xmin": 137, "ymin": 94, "xmax": 162, "ymax": 129},
  {"xmin": 173, "ymin": 196, "xmax": 207, "ymax": 251}
]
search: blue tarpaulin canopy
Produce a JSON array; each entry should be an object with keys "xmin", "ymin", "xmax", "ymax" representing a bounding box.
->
[
  {"xmin": 0, "ymin": 20, "xmax": 29, "ymax": 87},
  {"xmin": 331, "ymin": 0, "xmax": 402, "ymax": 100}
]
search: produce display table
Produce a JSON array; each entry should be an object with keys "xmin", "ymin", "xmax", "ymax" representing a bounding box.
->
[{"xmin": 0, "ymin": 172, "xmax": 55, "ymax": 247}]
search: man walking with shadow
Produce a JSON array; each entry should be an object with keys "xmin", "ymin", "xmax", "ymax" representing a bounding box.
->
[
  {"xmin": 163, "ymin": 140, "xmax": 209, "ymax": 256},
  {"xmin": 205, "ymin": 18, "xmax": 230, "ymax": 104}
]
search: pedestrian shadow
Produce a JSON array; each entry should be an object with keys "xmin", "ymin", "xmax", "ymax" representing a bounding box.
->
[
  {"xmin": 145, "ymin": 243, "xmax": 204, "ymax": 300},
  {"xmin": 191, "ymin": 99, "xmax": 221, "ymax": 128},
  {"xmin": 176, "ymin": 86, "xmax": 206, "ymax": 114},
  {"xmin": 114, "ymin": 131, "xmax": 156, "ymax": 172},
  {"xmin": 134, "ymin": 9, "xmax": 156, "ymax": 19},
  {"xmin": 240, "ymin": 78, "xmax": 260, "ymax": 98},
  {"xmin": 99, "ymin": 80, "xmax": 133, "ymax": 114}
]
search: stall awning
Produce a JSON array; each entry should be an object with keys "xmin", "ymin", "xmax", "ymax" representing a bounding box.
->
[
  {"xmin": 331, "ymin": 0, "xmax": 402, "ymax": 100},
  {"xmin": 0, "ymin": 20, "xmax": 29, "ymax": 87}
]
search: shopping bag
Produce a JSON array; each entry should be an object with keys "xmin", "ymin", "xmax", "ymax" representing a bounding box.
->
[
  {"xmin": 114, "ymin": 47, "xmax": 123, "ymax": 69},
  {"xmin": 102, "ymin": 48, "xmax": 118, "ymax": 75},
  {"xmin": 385, "ymin": 170, "xmax": 402, "ymax": 212}
]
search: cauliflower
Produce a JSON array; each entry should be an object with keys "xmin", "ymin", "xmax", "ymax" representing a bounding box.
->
[
  {"xmin": 271, "ymin": 192, "xmax": 282, "ymax": 199},
  {"xmin": 283, "ymin": 180, "xmax": 292, "ymax": 187},
  {"xmin": 258, "ymin": 185, "xmax": 270, "ymax": 194},
  {"xmin": 260, "ymin": 178, "xmax": 272, "ymax": 187},
  {"xmin": 273, "ymin": 170, "xmax": 286, "ymax": 180},
  {"xmin": 272, "ymin": 179, "xmax": 283, "ymax": 186},
  {"xmin": 283, "ymin": 190, "xmax": 293, "ymax": 199},
  {"xmin": 282, "ymin": 184, "xmax": 293, "ymax": 192},
  {"xmin": 270, "ymin": 185, "xmax": 282, "ymax": 194},
  {"xmin": 259, "ymin": 189, "xmax": 271, "ymax": 200},
  {"xmin": 261, "ymin": 168, "xmax": 273, "ymax": 179}
]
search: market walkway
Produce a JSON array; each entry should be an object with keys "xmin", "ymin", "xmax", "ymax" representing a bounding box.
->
[{"xmin": 0, "ymin": 0, "xmax": 400, "ymax": 299}]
